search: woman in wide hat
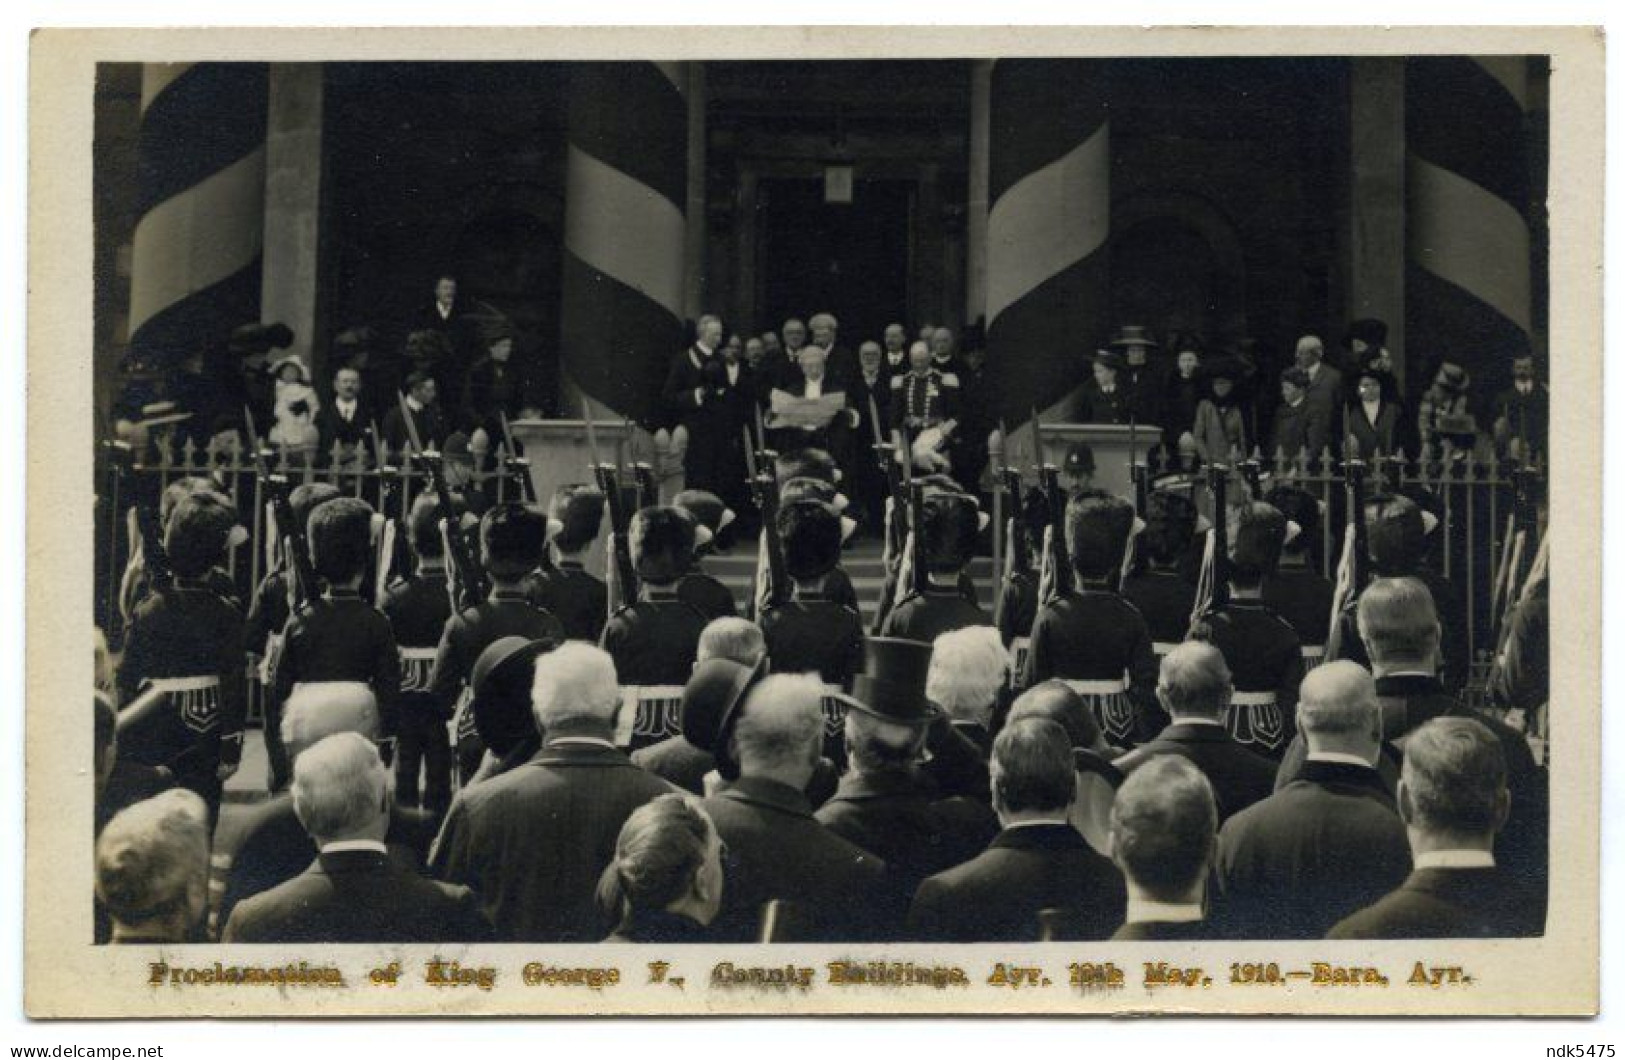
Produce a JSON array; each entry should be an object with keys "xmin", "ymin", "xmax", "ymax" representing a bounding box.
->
[{"xmin": 1343, "ymin": 364, "xmax": 1404, "ymax": 460}]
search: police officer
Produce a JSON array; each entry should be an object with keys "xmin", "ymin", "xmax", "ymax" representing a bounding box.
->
[
  {"xmin": 881, "ymin": 491, "xmax": 990, "ymax": 643},
  {"xmin": 527, "ymin": 484, "xmax": 609, "ymax": 642},
  {"xmin": 1188, "ymin": 501, "xmax": 1305, "ymax": 758}
]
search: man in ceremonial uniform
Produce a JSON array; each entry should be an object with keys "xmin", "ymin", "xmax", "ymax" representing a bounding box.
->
[
  {"xmin": 891, "ymin": 340, "xmax": 960, "ymax": 474},
  {"xmin": 1188, "ymin": 501, "xmax": 1305, "ymax": 759},
  {"xmin": 381, "ymin": 495, "xmax": 455, "ymax": 813},
  {"xmin": 601, "ymin": 507, "xmax": 712, "ymax": 749},
  {"xmin": 663, "ymin": 314, "xmax": 729, "ymax": 495},
  {"xmin": 761, "ymin": 498, "xmax": 866, "ymax": 692},
  {"xmin": 116, "ymin": 490, "xmax": 249, "ymax": 820},
  {"xmin": 527, "ymin": 484, "xmax": 608, "ymax": 643},
  {"xmin": 427, "ymin": 503, "xmax": 565, "ymax": 782},
  {"xmin": 673, "ymin": 490, "xmax": 738, "ymax": 620},
  {"xmin": 272, "ymin": 497, "xmax": 403, "ymax": 766},
  {"xmin": 1122, "ymin": 489, "xmax": 1202, "ymax": 655},
  {"xmin": 766, "ymin": 344, "xmax": 855, "ymax": 460},
  {"xmin": 777, "ymin": 475, "xmax": 863, "ymax": 615},
  {"xmin": 881, "ymin": 491, "xmax": 990, "ymax": 643}
]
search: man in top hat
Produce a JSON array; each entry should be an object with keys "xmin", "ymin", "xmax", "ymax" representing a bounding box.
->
[
  {"xmin": 1109, "ymin": 754, "xmax": 1223, "ymax": 940},
  {"xmin": 271, "ymin": 497, "xmax": 404, "ymax": 757},
  {"xmin": 881, "ymin": 491, "xmax": 991, "ymax": 643},
  {"xmin": 673, "ymin": 490, "xmax": 738, "ymax": 620},
  {"xmin": 1188, "ymin": 501, "xmax": 1305, "ymax": 759},
  {"xmin": 116, "ymin": 490, "xmax": 250, "ymax": 818},
  {"xmin": 381, "ymin": 494, "xmax": 457, "ymax": 813},
  {"xmin": 817, "ymin": 637, "xmax": 1000, "ymax": 931},
  {"xmin": 908, "ymin": 716, "xmax": 1126, "ymax": 942},
  {"xmin": 632, "ymin": 622, "xmax": 768, "ymax": 795},
  {"xmin": 1293, "ymin": 333, "xmax": 1344, "ymax": 445},
  {"xmin": 427, "ymin": 504, "xmax": 566, "ymax": 782},
  {"xmin": 1109, "ymin": 325, "xmax": 1168, "ymax": 428},
  {"xmin": 761, "ymin": 499, "xmax": 866, "ymax": 693},
  {"xmin": 891, "ymin": 340, "xmax": 961, "ymax": 473},
  {"xmin": 1123, "ymin": 489, "xmax": 1202, "ymax": 654},
  {"xmin": 382, "ymin": 369, "xmax": 447, "ymax": 453},
  {"xmin": 699, "ymin": 672, "xmax": 890, "ymax": 942},
  {"xmin": 1022, "ymin": 490, "xmax": 1161, "ymax": 749},
  {"xmin": 526, "ymin": 484, "xmax": 608, "ymax": 643},
  {"xmin": 600, "ymin": 507, "xmax": 712, "ymax": 742}
]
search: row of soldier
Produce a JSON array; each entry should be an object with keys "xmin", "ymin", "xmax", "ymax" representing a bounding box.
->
[{"xmin": 95, "ymin": 426, "xmax": 1548, "ymax": 942}]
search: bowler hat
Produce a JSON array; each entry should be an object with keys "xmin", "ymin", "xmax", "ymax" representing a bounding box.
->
[
  {"xmin": 470, "ymin": 636, "xmax": 556, "ymax": 754},
  {"xmin": 682, "ymin": 655, "xmax": 769, "ymax": 780},
  {"xmin": 837, "ymin": 637, "xmax": 943, "ymax": 726}
]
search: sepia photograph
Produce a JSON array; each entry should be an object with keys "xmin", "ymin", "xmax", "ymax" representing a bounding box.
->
[{"xmin": 21, "ymin": 23, "xmax": 1604, "ymax": 1020}]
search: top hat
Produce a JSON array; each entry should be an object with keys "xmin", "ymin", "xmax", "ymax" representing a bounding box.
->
[
  {"xmin": 682, "ymin": 655, "xmax": 769, "ymax": 780},
  {"xmin": 470, "ymin": 636, "xmax": 556, "ymax": 755},
  {"xmin": 836, "ymin": 637, "xmax": 943, "ymax": 727},
  {"xmin": 1109, "ymin": 325, "xmax": 1159, "ymax": 350}
]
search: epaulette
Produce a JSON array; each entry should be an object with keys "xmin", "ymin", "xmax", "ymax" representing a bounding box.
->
[{"xmin": 939, "ymin": 373, "xmax": 960, "ymax": 387}]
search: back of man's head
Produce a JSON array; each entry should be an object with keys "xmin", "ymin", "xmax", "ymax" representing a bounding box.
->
[
  {"xmin": 990, "ymin": 717, "xmax": 1076, "ymax": 819},
  {"xmin": 1008, "ymin": 680, "xmax": 1102, "ymax": 752},
  {"xmin": 925, "ymin": 625, "xmax": 1007, "ymax": 727},
  {"xmin": 280, "ymin": 681, "xmax": 380, "ymax": 761},
  {"xmin": 307, "ymin": 496, "xmax": 375, "ymax": 584},
  {"xmin": 1356, "ymin": 576, "xmax": 1440, "ymax": 670},
  {"xmin": 531, "ymin": 642, "xmax": 621, "ymax": 733},
  {"xmin": 95, "ymin": 789, "xmax": 210, "ymax": 941},
  {"xmin": 730, "ymin": 673, "xmax": 825, "ymax": 781},
  {"xmin": 697, "ymin": 617, "xmax": 766, "ymax": 668},
  {"xmin": 1365, "ymin": 495, "xmax": 1426, "ymax": 573},
  {"xmin": 550, "ymin": 484, "xmax": 605, "ymax": 555},
  {"xmin": 291, "ymin": 733, "xmax": 391, "ymax": 845},
  {"xmin": 1157, "ymin": 642, "xmax": 1233, "ymax": 723},
  {"xmin": 1110, "ymin": 755, "xmax": 1218, "ymax": 903},
  {"xmin": 1400, "ymin": 717, "xmax": 1508, "ymax": 844},
  {"xmin": 845, "ymin": 709, "xmax": 929, "ymax": 775},
  {"xmin": 1296, "ymin": 661, "xmax": 1381, "ymax": 760}
]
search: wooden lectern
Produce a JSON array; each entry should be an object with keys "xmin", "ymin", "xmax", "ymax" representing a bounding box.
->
[{"xmin": 1033, "ymin": 423, "xmax": 1158, "ymax": 502}]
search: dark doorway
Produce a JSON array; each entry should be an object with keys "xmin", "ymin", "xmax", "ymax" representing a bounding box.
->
[{"xmin": 759, "ymin": 177, "xmax": 911, "ymax": 346}]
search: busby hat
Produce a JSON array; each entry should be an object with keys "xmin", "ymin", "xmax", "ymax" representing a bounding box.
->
[
  {"xmin": 776, "ymin": 448, "xmax": 841, "ymax": 486},
  {"xmin": 1364, "ymin": 494, "xmax": 1437, "ymax": 573},
  {"xmin": 681, "ymin": 655, "xmax": 769, "ymax": 781},
  {"xmin": 549, "ymin": 484, "xmax": 605, "ymax": 553},
  {"xmin": 1264, "ymin": 484, "xmax": 1321, "ymax": 548},
  {"xmin": 778, "ymin": 499, "xmax": 842, "ymax": 581},
  {"xmin": 470, "ymin": 636, "xmax": 555, "ymax": 756},
  {"xmin": 1065, "ymin": 489, "xmax": 1136, "ymax": 580},
  {"xmin": 306, "ymin": 496, "xmax": 376, "ymax": 584},
  {"xmin": 481, "ymin": 502, "xmax": 549, "ymax": 579},
  {"xmin": 919, "ymin": 492, "xmax": 981, "ymax": 574},
  {"xmin": 674, "ymin": 490, "xmax": 735, "ymax": 536},
  {"xmin": 1345, "ymin": 318, "xmax": 1389, "ymax": 350},
  {"xmin": 1227, "ymin": 502, "xmax": 1288, "ymax": 582},
  {"xmin": 780, "ymin": 476, "xmax": 856, "ymax": 540},
  {"xmin": 1109, "ymin": 325, "xmax": 1159, "ymax": 350},
  {"xmin": 229, "ymin": 322, "xmax": 295, "ymax": 358},
  {"xmin": 164, "ymin": 491, "xmax": 244, "ymax": 578},
  {"xmin": 629, "ymin": 506, "xmax": 696, "ymax": 585},
  {"xmin": 836, "ymin": 637, "xmax": 942, "ymax": 726},
  {"xmin": 288, "ymin": 482, "xmax": 343, "ymax": 536},
  {"xmin": 1142, "ymin": 489, "xmax": 1201, "ymax": 566}
]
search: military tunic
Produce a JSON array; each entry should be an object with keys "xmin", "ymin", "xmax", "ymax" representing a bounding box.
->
[
  {"xmin": 1189, "ymin": 598, "xmax": 1304, "ymax": 758},
  {"xmin": 880, "ymin": 584, "xmax": 991, "ymax": 644},
  {"xmin": 600, "ymin": 586, "xmax": 710, "ymax": 750},
  {"xmin": 382, "ymin": 567, "xmax": 454, "ymax": 811},
  {"xmin": 273, "ymin": 588, "xmax": 403, "ymax": 763},
  {"xmin": 1022, "ymin": 585, "xmax": 1162, "ymax": 747},
  {"xmin": 526, "ymin": 560, "xmax": 608, "ymax": 643}
]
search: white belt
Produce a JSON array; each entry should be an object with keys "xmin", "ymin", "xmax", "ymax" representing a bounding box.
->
[
  {"xmin": 1153, "ymin": 641, "xmax": 1179, "ymax": 655},
  {"xmin": 1232, "ymin": 690, "xmax": 1279, "ymax": 707},
  {"xmin": 147, "ymin": 676, "xmax": 220, "ymax": 694},
  {"xmin": 1062, "ymin": 678, "xmax": 1129, "ymax": 696},
  {"xmin": 1300, "ymin": 645, "xmax": 1326, "ymax": 661},
  {"xmin": 400, "ymin": 647, "xmax": 438, "ymax": 662}
]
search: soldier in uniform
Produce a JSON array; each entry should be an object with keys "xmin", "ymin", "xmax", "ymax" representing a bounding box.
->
[
  {"xmin": 1123, "ymin": 489, "xmax": 1202, "ymax": 656},
  {"xmin": 891, "ymin": 340, "xmax": 961, "ymax": 475},
  {"xmin": 427, "ymin": 503, "xmax": 566, "ymax": 782},
  {"xmin": 778, "ymin": 475, "xmax": 862, "ymax": 614},
  {"xmin": 1022, "ymin": 489, "xmax": 1161, "ymax": 749},
  {"xmin": 1187, "ymin": 501, "xmax": 1305, "ymax": 758},
  {"xmin": 761, "ymin": 498, "xmax": 866, "ymax": 693},
  {"xmin": 381, "ymin": 494, "xmax": 455, "ymax": 814},
  {"xmin": 600, "ymin": 507, "xmax": 712, "ymax": 750},
  {"xmin": 116, "ymin": 490, "xmax": 249, "ymax": 821},
  {"xmin": 244, "ymin": 482, "xmax": 342, "ymax": 793},
  {"xmin": 1262, "ymin": 484, "xmax": 1334, "ymax": 660},
  {"xmin": 272, "ymin": 497, "xmax": 403, "ymax": 774},
  {"xmin": 994, "ymin": 486, "xmax": 1047, "ymax": 655},
  {"xmin": 118, "ymin": 474, "xmax": 242, "ymax": 624},
  {"xmin": 673, "ymin": 489, "xmax": 738, "ymax": 620},
  {"xmin": 527, "ymin": 484, "xmax": 609, "ymax": 643},
  {"xmin": 881, "ymin": 491, "xmax": 990, "ymax": 643}
]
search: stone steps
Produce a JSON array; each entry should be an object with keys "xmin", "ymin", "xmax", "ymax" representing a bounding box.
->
[{"xmin": 704, "ymin": 540, "xmax": 996, "ymax": 623}]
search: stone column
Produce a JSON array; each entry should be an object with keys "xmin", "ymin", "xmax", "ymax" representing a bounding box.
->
[
  {"xmin": 965, "ymin": 59, "xmax": 993, "ymax": 328},
  {"xmin": 1346, "ymin": 58, "xmax": 1407, "ymax": 387},
  {"xmin": 128, "ymin": 63, "xmax": 267, "ymax": 370},
  {"xmin": 684, "ymin": 63, "xmax": 708, "ymax": 323},
  {"xmin": 260, "ymin": 63, "xmax": 325, "ymax": 377}
]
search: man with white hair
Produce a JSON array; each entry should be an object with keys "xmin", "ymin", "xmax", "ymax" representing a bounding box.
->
[
  {"xmin": 95, "ymin": 789, "xmax": 211, "ymax": 944},
  {"xmin": 925, "ymin": 625, "xmax": 1008, "ymax": 757},
  {"xmin": 700, "ymin": 672, "xmax": 888, "ymax": 941},
  {"xmin": 223, "ymin": 734, "xmax": 492, "ymax": 942},
  {"xmin": 1330, "ymin": 717, "xmax": 1540, "ymax": 938},
  {"xmin": 1115, "ymin": 642, "xmax": 1276, "ymax": 822},
  {"xmin": 1292, "ymin": 332, "xmax": 1343, "ymax": 441},
  {"xmin": 632, "ymin": 617, "xmax": 767, "ymax": 793},
  {"xmin": 218, "ymin": 682, "xmax": 440, "ymax": 928},
  {"xmin": 431, "ymin": 643, "xmax": 676, "ymax": 941},
  {"xmin": 1215, "ymin": 661, "xmax": 1410, "ymax": 938},
  {"xmin": 1110, "ymin": 755, "xmax": 1221, "ymax": 940}
]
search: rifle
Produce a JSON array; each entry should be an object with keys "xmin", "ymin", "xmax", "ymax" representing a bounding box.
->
[
  {"xmin": 396, "ymin": 393, "xmax": 488, "ymax": 611},
  {"xmin": 744, "ymin": 431, "xmax": 789, "ymax": 610},
  {"xmin": 1038, "ymin": 462, "xmax": 1071, "ymax": 601},
  {"xmin": 1346, "ymin": 455, "xmax": 1370, "ymax": 592},
  {"xmin": 107, "ymin": 439, "xmax": 173, "ymax": 608},
  {"xmin": 595, "ymin": 461, "xmax": 639, "ymax": 610},
  {"xmin": 244, "ymin": 406, "xmax": 318, "ymax": 613},
  {"xmin": 497, "ymin": 411, "xmax": 537, "ymax": 505},
  {"xmin": 633, "ymin": 461, "xmax": 658, "ymax": 510},
  {"xmin": 370, "ymin": 418, "xmax": 406, "ymax": 605},
  {"xmin": 908, "ymin": 479, "xmax": 928, "ymax": 596},
  {"xmin": 1206, "ymin": 462, "xmax": 1232, "ymax": 613},
  {"xmin": 869, "ymin": 392, "xmax": 906, "ymax": 560}
]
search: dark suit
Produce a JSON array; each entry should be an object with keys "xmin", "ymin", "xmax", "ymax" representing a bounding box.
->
[
  {"xmin": 315, "ymin": 397, "xmax": 374, "ymax": 458},
  {"xmin": 1216, "ymin": 759, "xmax": 1410, "ymax": 939},
  {"xmin": 1271, "ymin": 397, "xmax": 1330, "ymax": 461},
  {"xmin": 1080, "ymin": 380, "xmax": 1134, "ymax": 425},
  {"xmin": 381, "ymin": 399, "xmax": 448, "ymax": 453},
  {"xmin": 526, "ymin": 561, "xmax": 608, "ymax": 643},
  {"xmin": 223, "ymin": 847, "xmax": 493, "ymax": 943},
  {"xmin": 1112, "ymin": 918, "xmax": 1215, "ymax": 941},
  {"xmin": 1327, "ymin": 865, "xmax": 1543, "ymax": 939},
  {"xmin": 908, "ymin": 823, "xmax": 1126, "ymax": 943},
  {"xmin": 1301, "ymin": 362, "xmax": 1344, "ymax": 445},
  {"xmin": 630, "ymin": 736, "xmax": 716, "ymax": 795},
  {"xmin": 430, "ymin": 740, "xmax": 676, "ymax": 941},
  {"xmin": 701, "ymin": 775, "xmax": 888, "ymax": 942},
  {"xmin": 1115, "ymin": 721, "xmax": 1277, "ymax": 822}
]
